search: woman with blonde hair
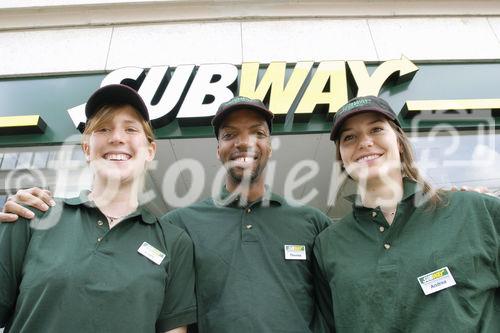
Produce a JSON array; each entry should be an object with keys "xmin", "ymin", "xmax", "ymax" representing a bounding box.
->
[
  {"xmin": 314, "ymin": 95, "xmax": 499, "ymax": 332},
  {"xmin": 0, "ymin": 84, "xmax": 196, "ymax": 333}
]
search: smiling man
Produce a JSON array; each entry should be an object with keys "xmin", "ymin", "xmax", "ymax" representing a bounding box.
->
[
  {"xmin": 161, "ymin": 96, "xmax": 333, "ymax": 333},
  {"xmin": 0, "ymin": 96, "xmax": 332, "ymax": 333}
]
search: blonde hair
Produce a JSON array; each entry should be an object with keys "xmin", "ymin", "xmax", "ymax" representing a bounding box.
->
[
  {"xmin": 82, "ymin": 104, "xmax": 155, "ymax": 145},
  {"xmin": 335, "ymin": 118, "xmax": 444, "ymax": 208}
]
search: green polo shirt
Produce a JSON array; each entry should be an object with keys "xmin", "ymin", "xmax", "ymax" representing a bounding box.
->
[
  {"xmin": 162, "ymin": 188, "xmax": 332, "ymax": 333},
  {"xmin": 0, "ymin": 191, "xmax": 197, "ymax": 333},
  {"xmin": 314, "ymin": 179, "xmax": 500, "ymax": 332}
]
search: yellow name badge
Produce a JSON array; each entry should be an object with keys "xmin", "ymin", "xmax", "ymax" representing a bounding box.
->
[
  {"xmin": 417, "ymin": 266, "xmax": 456, "ymax": 295},
  {"xmin": 284, "ymin": 245, "xmax": 307, "ymax": 260},
  {"xmin": 137, "ymin": 242, "xmax": 166, "ymax": 265}
]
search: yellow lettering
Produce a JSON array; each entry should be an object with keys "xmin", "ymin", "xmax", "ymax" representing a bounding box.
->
[
  {"xmin": 0, "ymin": 115, "xmax": 46, "ymax": 135},
  {"xmin": 0, "ymin": 115, "xmax": 41, "ymax": 127},
  {"xmin": 239, "ymin": 61, "xmax": 313, "ymax": 116},
  {"xmin": 295, "ymin": 61, "xmax": 347, "ymax": 116},
  {"xmin": 403, "ymin": 98, "xmax": 500, "ymax": 118}
]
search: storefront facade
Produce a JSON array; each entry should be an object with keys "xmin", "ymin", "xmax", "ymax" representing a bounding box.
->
[{"xmin": 1, "ymin": 0, "xmax": 500, "ymax": 220}]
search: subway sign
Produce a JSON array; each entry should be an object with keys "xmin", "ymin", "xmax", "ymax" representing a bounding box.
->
[
  {"xmin": 67, "ymin": 57, "xmax": 419, "ymax": 129},
  {"xmin": 1, "ymin": 58, "xmax": 500, "ymax": 145}
]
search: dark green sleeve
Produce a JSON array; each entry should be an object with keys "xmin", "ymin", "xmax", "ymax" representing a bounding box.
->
[
  {"xmin": 307, "ymin": 208, "xmax": 332, "ymax": 235},
  {"xmin": 318, "ymin": 210, "xmax": 333, "ymax": 231},
  {"xmin": 312, "ymin": 235, "xmax": 335, "ymax": 332},
  {"xmin": 486, "ymin": 195, "xmax": 500, "ymax": 281},
  {"xmin": 0, "ymin": 219, "xmax": 31, "ymax": 327},
  {"xmin": 156, "ymin": 229, "xmax": 197, "ymax": 332},
  {"xmin": 161, "ymin": 210, "xmax": 184, "ymax": 230}
]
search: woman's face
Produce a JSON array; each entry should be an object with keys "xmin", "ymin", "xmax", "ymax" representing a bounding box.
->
[
  {"xmin": 83, "ymin": 105, "xmax": 156, "ymax": 184},
  {"xmin": 338, "ymin": 112, "xmax": 401, "ymax": 183}
]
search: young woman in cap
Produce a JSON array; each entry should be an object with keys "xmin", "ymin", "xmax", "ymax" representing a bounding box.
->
[
  {"xmin": 313, "ymin": 95, "xmax": 499, "ymax": 332},
  {"xmin": 0, "ymin": 84, "xmax": 196, "ymax": 333}
]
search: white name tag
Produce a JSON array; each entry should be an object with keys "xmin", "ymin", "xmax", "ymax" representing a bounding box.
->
[
  {"xmin": 417, "ymin": 266, "xmax": 456, "ymax": 295},
  {"xmin": 137, "ymin": 242, "xmax": 166, "ymax": 265},
  {"xmin": 284, "ymin": 245, "xmax": 306, "ymax": 260}
]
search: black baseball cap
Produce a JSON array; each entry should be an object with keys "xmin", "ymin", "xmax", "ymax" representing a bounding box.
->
[
  {"xmin": 85, "ymin": 84, "xmax": 149, "ymax": 122},
  {"xmin": 211, "ymin": 96, "xmax": 274, "ymax": 138},
  {"xmin": 330, "ymin": 95, "xmax": 401, "ymax": 141}
]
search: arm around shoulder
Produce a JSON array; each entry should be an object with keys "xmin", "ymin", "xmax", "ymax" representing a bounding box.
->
[{"xmin": 0, "ymin": 187, "xmax": 55, "ymax": 222}]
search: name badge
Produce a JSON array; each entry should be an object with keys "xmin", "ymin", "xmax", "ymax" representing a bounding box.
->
[
  {"xmin": 284, "ymin": 245, "xmax": 306, "ymax": 260},
  {"xmin": 417, "ymin": 266, "xmax": 456, "ymax": 295},
  {"xmin": 137, "ymin": 242, "xmax": 166, "ymax": 265}
]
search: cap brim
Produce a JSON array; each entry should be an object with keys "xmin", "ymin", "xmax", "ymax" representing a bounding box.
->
[
  {"xmin": 85, "ymin": 84, "xmax": 149, "ymax": 122},
  {"xmin": 330, "ymin": 107, "xmax": 400, "ymax": 141},
  {"xmin": 212, "ymin": 102, "xmax": 274, "ymax": 138}
]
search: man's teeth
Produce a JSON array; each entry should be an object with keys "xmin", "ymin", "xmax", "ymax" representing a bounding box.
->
[
  {"xmin": 235, "ymin": 156, "xmax": 254, "ymax": 163},
  {"xmin": 105, "ymin": 153, "xmax": 130, "ymax": 161},
  {"xmin": 357, "ymin": 154, "xmax": 379, "ymax": 162}
]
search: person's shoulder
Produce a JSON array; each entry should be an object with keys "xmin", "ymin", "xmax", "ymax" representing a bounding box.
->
[
  {"xmin": 445, "ymin": 191, "xmax": 500, "ymax": 221},
  {"xmin": 18, "ymin": 198, "xmax": 67, "ymax": 219},
  {"xmin": 447, "ymin": 190, "xmax": 500, "ymax": 206},
  {"xmin": 318, "ymin": 212, "xmax": 355, "ymax": 237},
  {"xmin": 0, "ymin": 198, "xmax": 67, "ymax": 235},
  {"xmin": 273, "ymin": 193, "xmax": 318, "ymax": 213},
  {"xmin": 158, "ymin": 213, "xmax": 193, "ymax": 243},
  {"xmin": 300, "ymin": 204, "xmax": 332, "ymax": 224},
  {"xmin": 21, "ymin": 197, "xmax": 67, "ymax": 224},
  {"xmin": 314, "ymin": 216, "xmax": 355, "ymax": 258},
  {"xmin": 160, "ymin": 197, "xmax": 214, "ymax": 224},
  {"xmin": 272, "ymin": 193, "xmax": 332, "ymax": 227}
]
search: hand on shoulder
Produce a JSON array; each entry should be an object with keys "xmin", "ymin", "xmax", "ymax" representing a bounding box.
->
[{"xmin": 0, "ymin": 187, "xmax": 55, "ymax": 222}]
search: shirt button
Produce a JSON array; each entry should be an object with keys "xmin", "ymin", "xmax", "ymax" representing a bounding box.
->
[
  {"xmin": 245, "ymin": 224, "xmax": 253, "ymax": 229},
  {"xmin": 379, "ymin": 226, "xmax": 385, "ymax": 232},
  {"xmin": 372, "ymin": 211, "xmax": 377, "ymax": 218},
  {"xmin": 97, "ymin": 220, "xmax": 104, "ymax": 226},
  {"xmin": 97, "ymin": 237, "xmax": 102, "ymax": 242},
  {"xmin": 246, "ymin": 208, "xmax": 251, "ymax": 214},
  {"xmin": 384, "ymin": 243, "xmax": 391, "ymax": 250}
]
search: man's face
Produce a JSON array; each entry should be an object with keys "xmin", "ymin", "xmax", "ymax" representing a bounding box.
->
[{"xmin": 216, "ymin": 109, "xmax": 272, "ymax": 185}]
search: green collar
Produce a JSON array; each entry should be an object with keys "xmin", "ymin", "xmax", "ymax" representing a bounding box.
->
[
  {"xmin": 214, "ymin": 185, "xmax": 283, "ymax": 207},
  {"xmin": 345, "ymin": 178, "xmax": 423, "ymax": 206},
  {"xmin": 63, "ymin": 190, "xmax": 158, "ymax": 225}
]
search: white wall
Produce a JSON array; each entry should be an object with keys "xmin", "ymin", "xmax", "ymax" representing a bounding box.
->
[{"xmin": 1, "ymin": 1, "xmax": 500, "ymax": 78}]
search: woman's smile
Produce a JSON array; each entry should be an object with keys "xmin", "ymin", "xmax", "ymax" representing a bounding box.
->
[
  {"xmin": 103, "ymin": 152, "xmax": 132, "ymax": 161},
  {"xmin": 355, "ymin": 153, "xmax": 383, "ymax": 163}
]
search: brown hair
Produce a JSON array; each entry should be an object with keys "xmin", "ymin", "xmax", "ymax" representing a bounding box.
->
[
  {"xmin": 335, "ymin": 118, "xmax": 444, "ymax": 208},
  {"xmin": 82, "ymin": 104, "xmax": 155, "ymax": 145}
]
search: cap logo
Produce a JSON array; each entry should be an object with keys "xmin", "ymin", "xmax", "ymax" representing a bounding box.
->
[
  {"xmin": 222, "ymin": 96, "xmax": 251, "ymax": 107},
  {"xmin": 337, "ymin": 98, "xmax": 371, "ymax": 115}
]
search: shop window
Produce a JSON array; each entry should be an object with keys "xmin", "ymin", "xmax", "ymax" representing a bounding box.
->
[
  {"xmin": 16, "ymin": 152, "xmax": 33, "ymax": 169},
  {"xmin": 412, "ymin": 131, "xmax": 500, "ymax": 194},
  {"xmin": 32, "ymin": 151, "xmax": 50, "ymax": 169},
  {"xmin": 0, "ymin": 153, "xmax": 18, "ymax": 170}
]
